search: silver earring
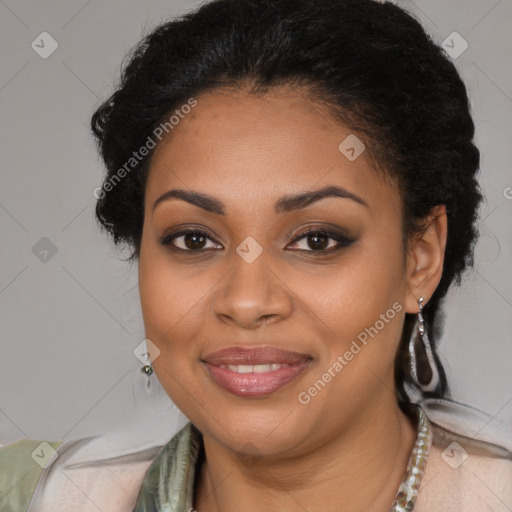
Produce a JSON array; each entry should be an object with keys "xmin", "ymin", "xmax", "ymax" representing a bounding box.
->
[
  {"xmin": 137, "ymin": 338, "xmax": 155, "ymax": 388},
  {"xmin": 141, "ymin": 350, "xmax": 154, "ymax": 389},
  {"xmin": 409, "ymin": 296, "xmax": 441, "ymax": 394},
  {"xmin": 141, "ymin": 362, "xmax": 153, "ymax": 379},
  {"xmin": 132, "ymin": 338, "xmax": 174, "ymax": 411}
]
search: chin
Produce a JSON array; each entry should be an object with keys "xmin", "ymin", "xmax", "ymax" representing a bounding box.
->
[{"xmin": 194, "ymin": 397, "xmax": 316, "ymax": 455}]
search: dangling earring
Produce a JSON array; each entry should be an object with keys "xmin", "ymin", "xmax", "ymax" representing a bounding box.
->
[
  {"xmin": 132, "ymin": 338, "xmax": 173, "ymax": 411},
  {"xmin": 409, "ymin": 296, "xmax": 441, "ymax": 394},
  {"xmin": 140, "ymin": 345, "xmax": 154, "ymax": 390},
  {"xmin": 133, "ymin": 338, "xmax": 157, "ymax": 392},
  {"xmin": 141, "ymin": 361, "xmax": 153, "ymax": 384}
]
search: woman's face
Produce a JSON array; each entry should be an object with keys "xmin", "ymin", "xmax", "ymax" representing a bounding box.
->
[{"xmin": 139, "ymin": 87, "xmax": 421, "ymax": 457}]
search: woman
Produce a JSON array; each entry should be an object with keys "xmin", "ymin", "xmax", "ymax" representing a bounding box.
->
[{"xmin": 1, "ymin": 0, "xmax": 511, "ymax": 510}]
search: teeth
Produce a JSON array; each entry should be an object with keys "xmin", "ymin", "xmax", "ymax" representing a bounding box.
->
[
  {"xmin": 230, "ymin": 364, "xmax": 253, "ymax": 373},
  {"xmin": 254, "ymin": 364, "xmax": 272, "ymax": 373},
  {"xmin": 222, "ymin": 363, "xmax": 290, "ymax": 373}
]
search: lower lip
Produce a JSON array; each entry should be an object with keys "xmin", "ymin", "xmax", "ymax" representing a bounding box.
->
[{"xmin": 204, "ymin": 360, "xmax": 311, "ymax": 397}]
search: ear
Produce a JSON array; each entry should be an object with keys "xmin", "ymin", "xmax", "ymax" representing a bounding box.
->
[{"xmin": 405, "ymin": 205, "xmax": 448, "ymax": 313}]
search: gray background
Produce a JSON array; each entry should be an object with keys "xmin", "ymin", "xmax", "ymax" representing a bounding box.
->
[{"xmin": 1, "ymin": 0, "xmax": 511, "ymax": 445}]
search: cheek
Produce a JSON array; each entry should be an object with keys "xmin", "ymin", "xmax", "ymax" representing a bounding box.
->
[
  {"xmin": 294, "ymin": 234, "xmax": 407, "ymax": 390},
  {"xmin": 291, "ymin": 243, "xmax": 405, "ymax": 338},
  {"xmin": 138, "ymin": 245, "xmax": 207, "ymax": 359},
  {"xmin": 138, "ymin": 250, "xmax": 208, "ymax": 412},
  {"xmin": 290, "ymin": 254, "xmax": 406, "ymax": 407}
]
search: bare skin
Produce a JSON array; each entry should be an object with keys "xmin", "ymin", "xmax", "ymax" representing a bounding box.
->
[{"xmin": 138, "ymin": 86, "xmax": 447, "ymax": 512}]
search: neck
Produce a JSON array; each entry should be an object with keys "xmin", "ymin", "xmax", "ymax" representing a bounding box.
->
[{"xmin": 194, "ymin": 396, "xmax": 418, "ymax": 512}]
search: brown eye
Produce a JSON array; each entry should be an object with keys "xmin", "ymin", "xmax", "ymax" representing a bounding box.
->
[
  {"xmin": 287, "ymin": 229, "xmax": 355, "ymax": 254},
  {"xmin": 183, "ymin": 232, "xmax": 207, "ymax": 250},
  {"xmin": 160, "ymin": 229, "xmax": 222, "ymax": 252},
  {"xmin": 305, "ymin": 232, "xmax": 329, "ymax": 251}
]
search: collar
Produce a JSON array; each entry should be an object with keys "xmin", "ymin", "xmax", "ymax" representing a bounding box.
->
[{"xmin": 133, "ymin": 404, "xmax": 433, "ymax": 512}]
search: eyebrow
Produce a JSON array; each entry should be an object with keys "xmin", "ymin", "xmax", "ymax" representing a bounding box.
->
[{"xmin": 152, "ymin": 185, "xmax": 368, "ymax": 215}]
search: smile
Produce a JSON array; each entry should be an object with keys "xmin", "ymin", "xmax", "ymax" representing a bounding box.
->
[{"xmin": 202, "ymin": 345, "xmax": 313, "ymax": 397}]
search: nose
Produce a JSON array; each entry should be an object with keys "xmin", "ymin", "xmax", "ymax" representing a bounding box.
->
[{"xmin": 212, "ymin": 249, "xmax": 293, "ymax": 330}]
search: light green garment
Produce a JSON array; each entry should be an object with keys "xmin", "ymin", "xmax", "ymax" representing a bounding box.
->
[
  {"xmin": 133, "ymin": 421, "xmax": 203, "ymax": 512},
  {"xmin": 0, "ymin": 439, "xmax": 62, "ymax": 512}
]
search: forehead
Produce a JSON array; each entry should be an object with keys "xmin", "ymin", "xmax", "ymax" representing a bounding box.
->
[{"xmin": 145, "ymin": 87, "xmax": 399, "ymax": 215}]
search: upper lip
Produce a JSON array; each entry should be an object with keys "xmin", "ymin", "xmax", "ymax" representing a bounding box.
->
[{"xmin": 202, "ymin": 346, "xmax": 311, "ymax": 366}]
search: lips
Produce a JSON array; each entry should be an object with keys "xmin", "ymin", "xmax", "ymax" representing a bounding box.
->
[
  {"xmin": 202, "ymin": 346, "xmax": 312, "ymax": 397},
  {"xmin": 203, "ymin": 346, "xmax": 311, "ymax": 366}
]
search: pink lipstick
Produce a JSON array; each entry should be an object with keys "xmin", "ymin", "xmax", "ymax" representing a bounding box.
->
[{"xmin": 202, "ymin": 346, "xmax": 312, "ymax": 397}]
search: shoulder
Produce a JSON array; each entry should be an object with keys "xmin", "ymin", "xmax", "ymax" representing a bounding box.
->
[
  {"xmin": 415, "ymin": 424, "xmax": 512, "ymax": 512},
  {"xmin": 0, "ymin": 439, "xmax": 63, "ymax": 512},
  {"xmin": 0, "ymin": 432, "xmax": 165, "ymax": 512}
]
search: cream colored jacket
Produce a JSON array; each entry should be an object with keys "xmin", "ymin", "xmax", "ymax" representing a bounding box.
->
[{"xmin": 1, "ymin": 401, "xmax": 510, "ymax": 511}]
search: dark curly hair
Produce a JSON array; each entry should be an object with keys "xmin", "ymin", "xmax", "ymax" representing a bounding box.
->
[{"xmin": 90, "ymin": 0, "xmax": 483, "ymax": 408}]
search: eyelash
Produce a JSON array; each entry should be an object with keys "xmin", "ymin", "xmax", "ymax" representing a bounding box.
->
[{"xmin": 159, "ymin": 227, "xmax": 355, "ymax": 255}]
